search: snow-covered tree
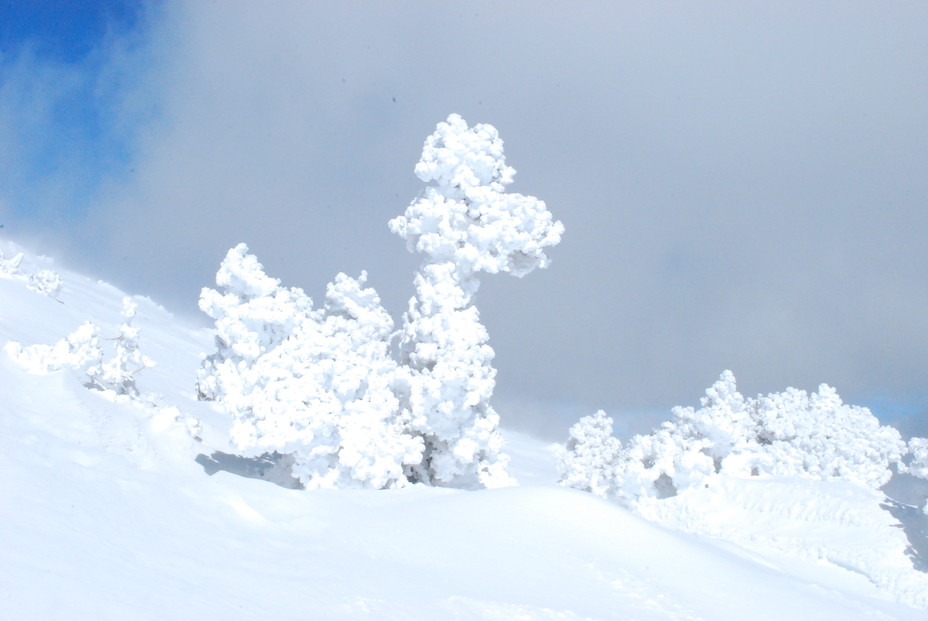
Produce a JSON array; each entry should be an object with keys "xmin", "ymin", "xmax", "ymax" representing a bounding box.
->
[
  {"xmin": 552, "ymin": 410, "xmax": 622, "ymax": 497},
  {"xmin": 390, "ymin": 114, "xmax": 564, "ymax": 489},
  {"xmin": 556, "ymin": 371, "xmax": 910, "ymax": 505},
  {"xmin": 86, "ymin": 298, "xmax": 155, "ymax": 396},
  {"xmin": 197, "ymin": 244, "xmax": 422, "ymax": 489}
]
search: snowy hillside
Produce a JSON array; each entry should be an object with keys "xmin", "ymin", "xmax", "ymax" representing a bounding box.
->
[{"xmin": 2, "ymin": 239, "xmax": 927, "ymax": 620}]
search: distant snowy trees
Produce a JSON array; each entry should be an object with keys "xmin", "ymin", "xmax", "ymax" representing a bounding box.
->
[
  {"xmin": 196, "ymin": 114, "xmax": 563, "ymax": 490},
  {"xmin": 555, "ymin": 371, "xmax": 928, "ymax": 506}
]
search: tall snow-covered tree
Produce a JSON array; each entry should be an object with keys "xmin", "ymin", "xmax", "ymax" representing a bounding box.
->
[
  {"xmin": 197, "ymin": 244, "xmax": 422, "ymax": 489},
  {"xmin": 390, "ymin": 114, "xmax": 564, "ymax": 488}
]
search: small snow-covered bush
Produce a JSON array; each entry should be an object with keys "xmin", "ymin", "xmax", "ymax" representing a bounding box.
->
[
  {"xmin": 4, "ymin": 322, "xmax": 102, "ymax": 378},
  {"xmin": 196, "ymin": 243, "xmax": 314, "ymax": 403},
  {"xmin": 5, "ymin": 298, "xmax": 156, "ymax": 399},
  {"xmin": 199, "ymin": 115, "xmax": 563, "ymax": 490},
  {"xmin": 87, "ymin": 298, "xmax": 155, "ymax": 396},
  {"xmin": 197, "ymin": 244, "xmax": 422, "ymax": 489},
  {"xmin": 390, "ymin": 114, "xmax": 563, "ymax": 489},
  {"xmin": 0, "ymin": 249, "xmax": 24, "ymax": 277},
  {"xmin": 551, "ymin": 410, "xmax": 622, "ymax": 497},
  {"xmin": 27, "ymin": 269, "xmax": 63, "ymax": 298},
  {"xmin": 907, "ymin": 437, "xmax": 928, "ymax": 479},
  {"xmin": 556, "ymin": 371, "xmax": 911, "ymax": 505}
]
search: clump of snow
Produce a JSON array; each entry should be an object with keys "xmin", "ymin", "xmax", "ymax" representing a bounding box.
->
[
  {"xmin": 196, "ymin": 244, "xmax": 422, "ymax": 490},
  {"xmin": 1, "ymin": 245, "xmax": 64, "ymax": 299},
  {"xmin": 551, "ymin": 410, "xmax": 622, "ymax": 497},
  {"xmin": 27, "ymin": 269, "xmax": 63, "ymax": 298},
  {"xmin": 4, "ymin": 321, "xmax": 102, "ymax": 377},
  {"xmin": 904, "ymin": 437, "xmax": 928, "ymax": 480},
  {"xmin": 5, "ymin": 297, "xmax": 156, "ymax": 402},
  {"xmin": 0, "ymin": 248, "xmax": 24, "ymax": 277},
  {"xmin": 390, "ymin": 114, "xmax": 563, "ymax": 489}
]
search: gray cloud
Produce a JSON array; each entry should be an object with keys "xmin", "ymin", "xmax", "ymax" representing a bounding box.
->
[{"xmin": 7, "ymin": 1, "xmax": 928, "ymax": 439}]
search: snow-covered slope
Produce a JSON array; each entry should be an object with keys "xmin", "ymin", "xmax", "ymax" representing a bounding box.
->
[{"xmin": 0, "ymin": 241, "xmax": 924, "ymax": 620}]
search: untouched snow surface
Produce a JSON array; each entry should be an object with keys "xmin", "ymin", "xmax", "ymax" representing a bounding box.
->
[{"xmin": 0, "ymin": 240, "xmax": 925, "ymax": 619}]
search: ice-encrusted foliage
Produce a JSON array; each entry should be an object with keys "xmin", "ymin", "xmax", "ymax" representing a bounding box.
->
[
  {"xmin": 904, "ymin": 438, "xmax": 928, "ymax": 479},
  {"xmin": 390, "ymin": 114, "xmax": 563, "ymax": 488},
  {"xmin": 556, "ymin": 371, "xmax": 910, "ymax": 505},
  {"xmin": 0, "ymin": 249, "xmax": 24, "ymax": 277},
  {"xmin": 196, "ymin": 243, "xmax": 314, "ymax": 403},
  {"xmin": 4, "ymin": 322, "xmax": 103, "ymax": 379},
  {"xmin": 1, "ymin": 247, "xmax": 62, "ymax": 298},
  {"xmin": 4, "ymin": 298, "xmax": 155, "ymax": 398},
  {"xmin": 27, "ymin": 269, "xmax": 63, "ymax": 298},
  {"xmin": 392, "ymin": 114, "xmax": 564, "ymax": 279},
  {"xmin": 197, "ymin": 244, "xmax": 422, "ymax": 489},
  {"xmin": 552, "ymin": 410, "xmax": 622, "ymax": 497},
  {"xmin": 87, "ymin": 298, "xmax": 155, "ymax": 396}
]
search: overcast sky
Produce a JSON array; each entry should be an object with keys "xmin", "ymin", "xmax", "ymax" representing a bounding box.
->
[{"xmin": 2, "ymin": 1, "xmax": 927, "ymax": 439}]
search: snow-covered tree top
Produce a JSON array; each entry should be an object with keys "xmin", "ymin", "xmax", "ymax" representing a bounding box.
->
[
  {"xmin": 414, "ymin": 113, "xmax": 515, "ymax": 195},
  {"xmin": 213, "ymin": 243, "xmax": 281, "ymax": 301},
  {"xmin": 391, "ymin": 114, "xmax": 564, "ymax": 278}
]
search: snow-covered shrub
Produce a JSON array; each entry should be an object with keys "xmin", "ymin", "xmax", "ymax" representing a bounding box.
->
[
  {"xmin": 5, "ymin": 298, "xmax": 156, "ymax": 398},
  {"xmin": 552, "ymin": 410, "xmax": 622, "ymax": 497},
  {"xmin": 0, "ymin": 254, "xmax": 23, "ymax": 276},
  {"xmin": 390, "ymin": 114, "xmax": 564, "ymax": 489},
  {"xmin": 197, "ymin": 244, "xmax": 422, "ymax": 489},
  {"xmin": 86, "ymin": 298, "xmax": 156, "ymax": 396},
  {"xmin": 0, "ymin": 249, "xmax": 24, "ymax": 277},
  {"xmin": 907, "ymin": 438, "xmax": 928, "ymax": 479},
  {"xmin": 556, "ymin": 371, "xmax": 909, "ymax": 505},
  {"xmin": 4, "ymin": 322, "xmax": 103, "ymax": 378},
  {"xmin": 196, "ymin": 243, "xmax": 315, "ymax": 403},
  {"xmin": 27, "ymin": 269, "xmax": 63, "ymax": 298}
]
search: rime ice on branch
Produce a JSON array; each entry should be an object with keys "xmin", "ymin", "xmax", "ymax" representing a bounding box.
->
[
  {"xmin": 196, "ymin": 244, "xmax": 422, "ymax": 490},
  {"xmin": 390, "ymin": 114, "xmax": 564, "ymax": 488}
]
